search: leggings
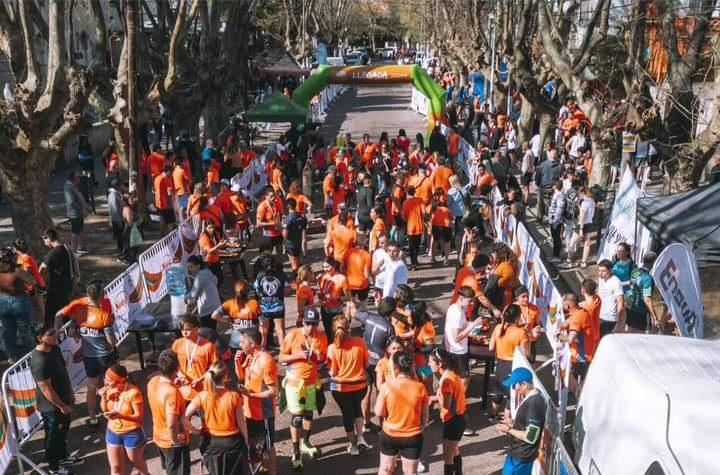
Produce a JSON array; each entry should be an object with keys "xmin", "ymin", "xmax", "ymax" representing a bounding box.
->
[
  {"xmin": 331, "ymin": 387, "xmax": 368, "ymax": 433},
  {"xmin": 408, "ymin": 234, "xmax": 422, "ymax": 266}
]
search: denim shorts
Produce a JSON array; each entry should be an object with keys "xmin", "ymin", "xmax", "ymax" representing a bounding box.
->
[
  {"xmin": 69, "ymin": 217, "xmax": 84, "ymax": 234},
  {"xmin": 106, "ymin": 427, "xmax": 146, "ymax": 449},
  {"xmin": 177, "ymin": 194, "xmax": 189, "ymax": 209}
]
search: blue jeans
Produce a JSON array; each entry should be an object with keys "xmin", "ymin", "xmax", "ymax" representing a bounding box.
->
[{"xmin": 0, "ymin": 293, "xmax": 33, "ymax": 360}]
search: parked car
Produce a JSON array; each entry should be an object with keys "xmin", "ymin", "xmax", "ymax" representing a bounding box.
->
[
  {"xmin": 345, "ymin": 51, "xmax": 368, "ymax": 65},
  {"xmin": 381, "ymin": 48, "xmax": 395, "ymax": 59}
]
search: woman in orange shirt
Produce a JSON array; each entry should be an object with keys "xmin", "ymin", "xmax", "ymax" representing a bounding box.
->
[
  {"xmin": 374, "ymin": 351, "xmax": 429, "ymax": 475},
  {"xmin": 269, "ymin": 158, "xmax": 285, "ymax": 196},
  {"xmin": 489, "ymin": 304, "xmax": 529, "ymax": 417},
  {"xmin": 430, "ymin": 192, "xmax": 452, "ymax": 266},
  {"xmin": 328, "ymin": 315, "xmax": 371, "ymax": 455},
  {"xmin": 368, "ymin": 206, "xmax": 386, "ymax": 253},
  {"xmin": 491, "ymin": 244, "xmax": 519, "ymax": 308},
  {"xmin": 188, "ymin": 183, "xmax": 206, "ymax": 216},
  {"xmin": 199, "ymin": 220, "xmax": 225, "ymax": 286},
  {"xmin": 295, "ymin": 264, "xmax": 316, "ymax": 328},
  {"xmin": 375, "ymin": 337, "xmax": 405, "ymax": 391},
  {"xmin": 514, "ymin": 285, "xmax": 542, "ymax": 362},
  {"xmin": 100, "ymin": 364, "xmax": 149, "ymax": 475},
  {"xmin": 185, "ymin": 361, "xmax": 248, "ymax": 475},
  {"xmin": 286, "ymin": 180, "xmax": 312, "ymax": 215},
  {"xmin": 429, "ymin": 349, "xmax": 467, "ymax": 475},
  {"xmin": 212, "ymin": 279, "xmax": 261, "ymax": 349},
  {"xmin": 318, "ymin": 257, "xmax": 350, "ymax": 340}
]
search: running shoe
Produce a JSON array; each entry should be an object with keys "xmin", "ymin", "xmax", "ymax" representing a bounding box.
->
[
  {"xmin": 357, "ymin": 437, "xmax": 372, "ymax": 450},
  {"xmin": 291, "ymin": 454, "xmax": 303, "ymax": 470},
  {"xmin": 300, "ymin": 439, "xmax": 320, "ymax": 458},
  {"xmin": 59, "ymin": 456, "xmax": 84, "ymax": 467},
  {"xmin": 418, "ymin": 461, "xmax": 428, "ymax": 473},
  {"xmin": 347, "ymin": 444, "xmax": 360, "ymax": 456}
]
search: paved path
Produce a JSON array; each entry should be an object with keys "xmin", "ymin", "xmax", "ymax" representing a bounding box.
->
[{"xmin": 18, "ymin": 84, "xmax": 507, "ymax": 475}]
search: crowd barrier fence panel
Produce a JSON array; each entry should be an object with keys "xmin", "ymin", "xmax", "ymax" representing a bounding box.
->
[
  {"xmin": 105, "ymin": 263, "xmax": 149, "ymax": 345},
  {"xmin": 137, "ymin": 230, "xmax": 181, "ymax": 303}
]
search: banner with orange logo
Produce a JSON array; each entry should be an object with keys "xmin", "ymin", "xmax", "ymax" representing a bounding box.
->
[
  {"xmin": 106, "ymin": 263, "xmax": 149, "ymax": 344},
  {"xmin": 329, "ymin": 65, "xmax": 412, "ymax": 84}
]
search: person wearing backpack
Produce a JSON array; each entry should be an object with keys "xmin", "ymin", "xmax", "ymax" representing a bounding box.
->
[
  {"xmin": 559, "ymin": 181, "xmax": 581, "ymax": 268},
  {"xmin": 624, "ymin": 252, "xmax": 660, "ymax": 333},
  {"xmin": 547, "ymin": 181, "xmax": 566, "ymax": 263}
]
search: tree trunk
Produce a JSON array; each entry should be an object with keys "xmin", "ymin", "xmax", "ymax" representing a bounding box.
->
[
  {"xmin": 201, "ymin": 92, "xmax": 228, "ymax": 145},
  {"xmin": 589, "ymin": 126, "xmax": 615, "ymax": 186},
  {"xmin": 0, "ymin": 147, "xmax": 55, "ymax": 256},
  {"xmin": 517, "ymin": 95, "xmax": 534, "ymax": 145},
  {"xmin": 537, "ymin": 110, "xmax": 554, "ymax": 155}
]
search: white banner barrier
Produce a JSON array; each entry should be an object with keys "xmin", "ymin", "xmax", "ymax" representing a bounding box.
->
[
  {"xmin": 598, "ymin": 167, "xmax": 644, "ymax": 261},
  {"xmin": 0, "ymin": 408, "xmax": 16, "ymax": 475},
  {"xmin": 137, "ymin": 230, "xmax": 182, "ymax": 303},
  {"xmin": 651, "ymin": 243, "xmax": 704, "ymax": 338},
  {"xmin": 105, "ymin": 263, "xmax": 149, "ymax": 344},
  {"xmin": 410, "ymin": 87, "xmax": 429, "ymax": 116},
  {"xmin": 311, "ymin": 84, "xmax": 343, "ymax": 122}
]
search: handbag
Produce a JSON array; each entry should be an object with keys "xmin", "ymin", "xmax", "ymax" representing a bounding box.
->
[{"xmin": 129, "ymin": 224, "xmax": 144, "ymax": 248}]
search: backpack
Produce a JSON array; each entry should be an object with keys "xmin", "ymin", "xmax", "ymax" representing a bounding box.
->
[
  {"xmin": 563, "ymin": 188, "xmax": 580, "ymax": 220},
  {"xmin": 624, "ymin": 268, "xmax": 648, "ymax": 313}
]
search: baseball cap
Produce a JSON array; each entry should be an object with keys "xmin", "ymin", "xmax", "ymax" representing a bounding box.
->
[
  {"xmin": 303, "ymin": 307, "xmax": 321, "ymax": 324},
  {"xmin": 231, "ymin": 184, "xmax": 241, "ymax": 192},
  {"xmin": 502, "ymin": 367, "xmax": 533, "ymax": 387}
]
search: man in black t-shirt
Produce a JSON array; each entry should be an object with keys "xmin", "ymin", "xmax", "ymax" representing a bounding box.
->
[
  {"xmin": 39, "ymin": 229, "xmax": 74, "ymax": 327},
  {"xmin": 30, "ymin": 326, "xmax": 82, "ymax": 475},
  {"xmin": 496, "ymin": 367, "xmax": 546, "ymax": 475},
  {"xmin": 283, "ymin": 197, "xmax": 307, "ymax": 275},
  {"xmin": 346, "ymin": 296, "xmax": 396, "ymax": 433}
]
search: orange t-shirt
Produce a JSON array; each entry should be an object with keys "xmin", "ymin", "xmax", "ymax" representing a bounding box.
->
[
  {"xmin": 229, "ymin": 194, "xmax": 248, "ymax": 224},
  {"xmin": 379, "ymin": 377, "xmax": 429, "ymax": 438},
  {"xmin": 173, "ymin": 166, "xmax": 190, "ymax": 196},
  {"xmin": 286, "ymin": 192, "xmax": 312, "ymax": 214},
  {"xmin": 369, "ymin": 219, "xmax": 386, "ymax": 252},
  {"xmin": 448, "ymin": 133, "xmax": 460, "ymax": 156},
  {"xmin": 62, "ymin": 296, "xmax": 114, "ymax": 342},
  {"xmin": 476, "ymin": 173, "xmax": 496, "ymax": 191},
  {"xmin": 206, "ymin": 167, "xmax": 220, "ymax": 186},
  {"xmin": 431, "ymin": 206, "xmax": 451, "ymax": 227},
  {"xmin": 149, "ymin": 152, "xmax": 168, "ymax": 178},
  {"xmin": 492, "ymin": 324, "xmax": 529, "ymax": 361},
  {"xmin": 413, "ymin": 321, "xmax": 436, "ymax": 366},
  {"xmin": 222, "ymin": 298, "xmax": 261, "ymax": 330},
  {"xmin": 256, "ymin": 199, "xmax": 283, "ymax": 237},
  {"xmin": 402, "ymin": 197, "xmax": 425, "ymax": 236},
  {"xmin": 328, "ymin": 336, "xmax": 369, "ymax": 392},
  {"xmin": 147, "ymin": 375, "xmax": 188, "ymax": 449},
  {"xmin": 171, "ymin": 336, "xmax": 218, "ymax": 400},
  {"xmin": 319, "ymin": 272, "xmax": 349, "ymax": 309},
  {"xmin": 101, "ymin": 385, "xmax": 143, "ymax": 434},
  {"xmin": 192, "ymin": 389, "xmax": 243, "ymax": 437},
  {"xmin": 430, "ymin": 166, "xmax": 454, "ymax": 193},
  {"xmin": 451, "ymin": 266, "xmax": 483, "ymax": 303},
  {"xmin": 411, "ymin": 176, "xmax": 433, "ymax": 204},
  {"xmin": 329, "ymin": 226, "xmax": 356, "ymax": 263},
  {"xmin": 236, "ymin": 351, "xmax": 278, "ymax": 420},
  {"xmin": 323, "ymin": 176, "xmax": 335, "ymax": 208},
  {"xmin": 375, "ymin": 357, "xmax": 396, "ymax": 385},
  {"xmin": 562, "ymin": 307, "xmax": 597, "ymax": 363},
  {"xmin": 280, "ymin": 328, "xmax": 328, "ymax": 383},
  {"xmin": 518, "ymin": 302, "xmax": 541, "ymax": 342},
  {"xmin": 438, "ymin": 370, "xmax": 466, "ymax": 422},
  {"xmin": 391, "ymin": 185, "xmax": 405, "ymax": 216},
  {"xmin": 270, "ymin": 168, "xmax": 283, "ymax": 192},
  {"xmin": 154, "ymin": 174, "xmax": 174, "ymax": 209},
  {"xmin": 296, "ymin": 282, "xmax": 315, "ymax": 318},
  {"xmin": 187, "ymin": 194, "xmax": 202, "ymax": 216},
  {"xmin": 345, "ymin": 248, "xmax": 371, "ymax": 290},
  {"xmin": 16, "ymin": 252, "xmax": 45, "ymax": 290},
  {"xmin": 200, "ymin": 203, "xmax": 223, "ymax": 229},
  {"xmin": 494, "ymin": 261, "xmax": 518, "ymax": 307},
  {"xmin": 580, "ymin": 295, "xmax": 601, "ymax": 348},
  {"xmin": 199, "ymin": 230, "xmax": 221, "ymax": 264},
  {"xmin": 356, "ymin": 142, "xmax": 378, "ymax": 166},
  {"xmin": 215, "ymin": 189, "xmax": 233, "ymax": 215}
]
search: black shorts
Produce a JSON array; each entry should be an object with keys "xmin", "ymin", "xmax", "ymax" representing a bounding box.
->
[
  {"xmin": 159, "ymin": 208, "xmax": 176, "ymax": 224},
  {"xmin": 159, "ymin": 445, "xmax": 190, "ymax": 475},
  {"xmin": 495, "ymin": 359, "xmax": 513, "ymax": 398},
  {"xmin": 521, "ymin": 172, "xmax": 533, "ymax": 186},
  {"xmin": 431, "ymin": 226, "xmax": 452, "ymax": 242},
  {"xmin": 265, "ymin": 235, "xmax": 283, "ymax": 247},
  {"xmin": 246, "ymin": 418, "xmax": 275, "ymax": 450},
  {"xmin": 581, "ymin": 223, "xmax": 593, "ymax": 234},
  {"xmin": 357, "ymin": 216, "xmax": 372, "ymax": 232},
  {"xmin": 83, "ymin": 351, "xmax": 118, "ymax": 378},
  {"xmin": 260, "ymin": 311, "xmax": 285, "ymax": 323},
  {"xmin": 366, "ymin": 365, "xmax": 376, "ymax": 388},
  {"xmin": 286, "ymin": 245, "xmax": 301, "ymax": 257},
  {"xmin": 626, "ymin": 310, "xmax": 649, "ymax": 332},
  {"xmin": 572, "ymin": 361, "xmax": 589, "ymax": 379},
  {"xmin": 453, "ymin": 352, "xmax": 470, "ymax": 379},
  {"xmin": 69, "ymin": 217, "xmax": 84, "ymax": 234},
  {"xmin": 443, "ymin": 414, "xmax": 467, "ymax": 441},
  {"xmin": 380, "ymin": 432, "xmax": 423, "ymax": 460},
  {"xmin": 351, "ymin": 287, "xmax": 370, "ymax": 301}
]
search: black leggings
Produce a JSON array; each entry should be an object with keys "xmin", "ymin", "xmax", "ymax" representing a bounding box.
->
[
  {"xmin": 550, "ymin": 223, "xmax": 563, "ymax": 258},
  {"xmin": 408, "ymin": 234, "xmax": 422, "ymax": 266},
  {"xmin": 331, "ymin": 387, "xmax": 367, "ymax": 433},
  {"xmin": 206, "ymin": 434, "xmax": 247, "ymax": 475}
]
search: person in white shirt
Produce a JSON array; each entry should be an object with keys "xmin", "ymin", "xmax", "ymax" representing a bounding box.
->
[
  {"xmin": 371, "ymin": 235, "xmax": 391, "ymax": 301},
  {"xmin": 444, "ymin": 286, "xmax": 485, "ymax": 392},
  {"xmin": 529, "ymin": 134, "xmax": 541, "ymax": 161},
  {"xmin": 568, "ymin": 187, "xmax": 596, "ymax": 268},
  {"xmin": 381, "ymin": 240, "xmax": 408, "ymax": 298},
  {"xmin": 566, "ymin": 128, "xmax": 586, "ymax": 159},
  {"xmin": 597, "ymin": 259, "xmax": 625, "ymax": 336},
  {"xmin": 520, "ymin": 142, "xmax": 535, "ymax": 205}
]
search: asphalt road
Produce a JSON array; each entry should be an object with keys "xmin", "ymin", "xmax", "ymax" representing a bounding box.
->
[{"xmin": 18, "ymin": 83, "xmax": 507, "ymax": 475}]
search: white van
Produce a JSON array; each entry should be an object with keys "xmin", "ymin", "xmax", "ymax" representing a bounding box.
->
[{"xmin": 573, "ymin": 334, "xmax": 720, "ymax": 475}]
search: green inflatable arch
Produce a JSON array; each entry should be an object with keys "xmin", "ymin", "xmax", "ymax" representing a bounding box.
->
[{"xmin": 292, "ymin": 64, "xmax": 445, "ymax": 132}]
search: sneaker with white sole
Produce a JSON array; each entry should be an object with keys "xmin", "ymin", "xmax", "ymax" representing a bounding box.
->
[
  {"xmin": 348, "ymin": 444, "xmax": 360, "ymax": 456},
  {"xmin": 59, "ymin": 456, "xmax": 84, "ymax": 466},
  {"xmin": 418, "ymin": 461, "xmax": 428, "ymax": 473},
  {"xmin": 357, "ymin": 437, "xmax": 372, "ymax": 449}
]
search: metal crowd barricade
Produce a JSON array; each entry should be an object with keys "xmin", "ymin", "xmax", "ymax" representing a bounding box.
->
[
  {"xmin": 137, "ymin": 229, "xmax": 180, "ymax": 303},
  {"xmin": 105, "ymin": 263, "xmax": 149, "ymax": 345},
  {"xmin": 1, "ymin": 321, "xmax": 76, "ymax": 475}
]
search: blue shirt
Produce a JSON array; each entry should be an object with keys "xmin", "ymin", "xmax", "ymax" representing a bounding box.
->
[
  {"xmin": 447, "ymin": 188, "xmax": 467, "ymax": 218},
  {"xmin": 612, "ymin": 259, "xmax": 634, "ymax": 288}
]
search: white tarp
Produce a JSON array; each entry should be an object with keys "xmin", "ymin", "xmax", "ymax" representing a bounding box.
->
[{"xmin": 651, "ymin": 243, "xmax": 704, "ymax": 338}]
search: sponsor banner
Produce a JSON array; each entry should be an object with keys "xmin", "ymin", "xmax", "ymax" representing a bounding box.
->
[
  {"xmin": 0, "ymin": 403, "xmax": 16, "ymax": 475},
  {"xmin": 6, "ymin": 367, "xmax": 42, "ymax": 443},
  {"xmin": 330, "ymin": 65, "xmax": 411, "ymax": 84},
  {"xmin": 598, "ymin": 167, "xmax": 641, "ymax": 261},
  {"xmin": 138, "ymin": 231, "xmax": 181, "ymax": 302},
  {"xmin": 106, "ymin": 263, "xmax": 148, "ymax": 344},
  {"xmin": 58, "ymin": 331, "xmax": 86, "ymax": 390},
  {"xmin": 178, "ymin": 219, "xmax": 200, "ymax": 264},
  {"xmin": 491, "ymin": 187, "xmax": 515, "ymax": 243},
  {"xmin": 651, "ymin": 243, "xmax": 704, "ymax": 338},
  {"xmin": 411, "ymin": 88, "xmax": 429, "ymax": 116},
  {"xmin": 233, "ymin": 158, "xmax": 268, "ymax": 200}
]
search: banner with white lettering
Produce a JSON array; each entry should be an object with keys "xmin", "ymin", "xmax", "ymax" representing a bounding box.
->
[
  {"xmin": 598, "ymin": 167, "xmax": 642, "ymax": 261},
  {"xmin": 651, "ymin": 243, "xmax": 704, "ymax": 338}
]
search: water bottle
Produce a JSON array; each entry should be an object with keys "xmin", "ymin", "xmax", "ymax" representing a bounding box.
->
[{"xmin": 166, "ymin": 265, "xmax": 187, "ymax": 324}]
